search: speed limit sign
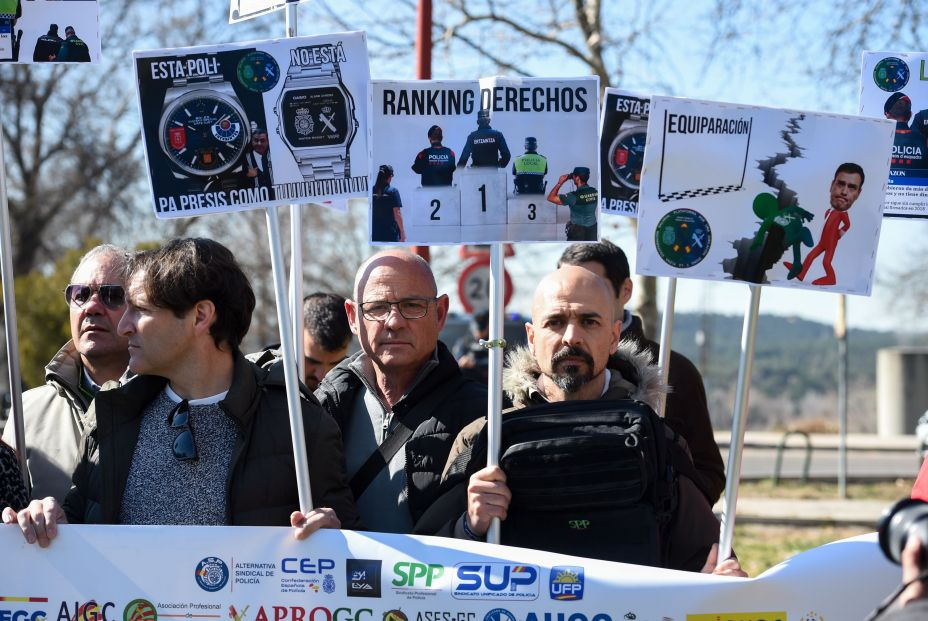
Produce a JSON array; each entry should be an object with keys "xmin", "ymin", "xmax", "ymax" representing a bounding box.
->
[{"xmin": 457, "ymin": 257, "xmax": 513, "ymax": 314}]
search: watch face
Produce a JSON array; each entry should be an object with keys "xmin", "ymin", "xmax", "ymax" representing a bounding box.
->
[
  {"xmin": 159, "ymin": 89, "xmax": 250, "ymax": 176},
  {"xmin": 280, "ymin": 86, "xmax": 350, "ymax": 149},
  {"xmin": 609, "ymin": 126, "xmax": 646, "ymax": 189}
]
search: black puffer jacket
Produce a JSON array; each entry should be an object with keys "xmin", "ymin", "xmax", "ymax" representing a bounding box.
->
[
  {"xmin": 315, "ymin": 341, "xmax": 486, "ymax": 530},
  {"xmin": 63, "ymin": 354, "xmax": 361, "ymax": 528}
]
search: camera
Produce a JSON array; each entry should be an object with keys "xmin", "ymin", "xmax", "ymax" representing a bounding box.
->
[{"xmin": 878, "ymin": 498, "xmax": 928, "ymax": 564}]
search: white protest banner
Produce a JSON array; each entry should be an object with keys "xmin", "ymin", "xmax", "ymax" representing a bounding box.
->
[
  {"xmin": 134, "ymin": 33, "xmax": 370, "ymax": 219},
  {"xmin": 0, "ymin": 526, "xmax": 900, "ymax": 621},
  {"xmin": 636, "ymin": 96, "xmax": 894, "ymax": 295},
  {"xmin": 599, "ymin": 89, "xmax": 649, "ymax": 218},
  {"xmin": 0, "ymin": 0, "xmax": 99, "ymax": 63},
  {"xmin": 370, "ymin": 77, "xmax": 599, "ymax": 245},
  {"xmin": 860, "ymin": 52, "xmax": 928, "ymax": 218},
  {"xmin": 229, "ymin": 0, "xmax": 309, "ymax": 24}
]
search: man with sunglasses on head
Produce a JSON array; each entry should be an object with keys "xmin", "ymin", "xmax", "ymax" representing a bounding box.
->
[
  {"xmin": 3, "ymin": 238, "xmax": 360, "ymax": 545},
  {"xmin": 315, "ymin": 250, "xmax": 486, "ymax": 534},
  {"xmin": 3, "ymin": 244, "xmax": 130, "ymax": 504}
]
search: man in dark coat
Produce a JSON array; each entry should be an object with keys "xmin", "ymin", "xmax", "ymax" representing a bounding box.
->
[
  {"xmin": 445, "ymin": 267, "xmax": 744, "ymax": 575},
  {"xmin": 315, "ymin": 250, "xmax": 486, "ymax": 534},
  {"xmin": 558, "ymin": 239, "xmax": 726, "ymax": 504},
  {"xmin": 3, "ymin": 238, "xmax": 359, "ymax": 545},
  {"xmin": 32, "ymin": 23, "xmax": 62, "ymax": 62}
]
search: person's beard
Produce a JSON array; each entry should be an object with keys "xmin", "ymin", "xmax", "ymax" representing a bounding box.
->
[{"xmin": 548, "ymin": 345, "xmax": 594, "ymax": 394}]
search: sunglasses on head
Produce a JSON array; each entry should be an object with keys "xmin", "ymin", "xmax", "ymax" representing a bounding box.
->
[{"xmin": 64, "ymin": 283, "xmax": 126, "ymax": 310}]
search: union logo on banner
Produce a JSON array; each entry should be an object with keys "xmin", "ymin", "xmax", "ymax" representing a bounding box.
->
[{"xmin": 168, "ymin": 127, "xmax": 186, "ymax": 150}]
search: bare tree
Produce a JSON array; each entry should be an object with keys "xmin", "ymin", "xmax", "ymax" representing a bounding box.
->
[{"xmin": 304, "ymin": 0, "xmax": 688, "ymax": 336}]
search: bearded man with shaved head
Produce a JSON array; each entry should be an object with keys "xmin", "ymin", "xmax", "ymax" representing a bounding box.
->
[
  {"xmin": 441, "ymin": 266, "xmax": 746, "ymax": 576},
  {"xmin": 315, "ymin": 250, "xmax": 486, "ymax": 534}
]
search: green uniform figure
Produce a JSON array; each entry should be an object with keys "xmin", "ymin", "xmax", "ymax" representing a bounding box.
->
[
  {"xmin": 548, "ymin": 166, "xmax": 597, "ymax": 241},
  {"xmin": 512, "ymin": 137, "xmax": 548, "ymax": 194}
]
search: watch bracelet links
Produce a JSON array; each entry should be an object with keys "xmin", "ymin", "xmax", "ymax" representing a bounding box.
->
[
  {"xmin": 297, "ymin": 149, "xmax": 348, "ymax": 181},
  {"xmin": 172, "ymin": 74, "xmax": 225, "ymax": 88}
]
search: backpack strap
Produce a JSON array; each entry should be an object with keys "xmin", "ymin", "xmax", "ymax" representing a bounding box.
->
[
  {"xmin": 349, "ymin": 375, "xmax": 467, "ymax": 500},
  {"xmin": 667, "ymin": 433, "xmax": 714, "ymax": 504}
]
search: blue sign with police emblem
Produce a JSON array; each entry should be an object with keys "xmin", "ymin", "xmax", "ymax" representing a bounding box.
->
[
  {"xmin": 549, "ymin": 566, "xmax": 584, "ymax": 601},
  {"xmin": 195, "ymin": 557, "xmax": 229, "ymax": 592}
]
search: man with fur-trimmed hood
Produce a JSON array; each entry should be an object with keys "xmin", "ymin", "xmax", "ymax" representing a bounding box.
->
[{"xmin": 439, "ymin": 266, "xmax": 745, "ymax": 575}]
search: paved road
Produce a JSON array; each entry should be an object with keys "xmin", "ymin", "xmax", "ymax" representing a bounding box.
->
[{"xmin": 725, "ymin": 446, "xmax": 923, "ymax": 480}]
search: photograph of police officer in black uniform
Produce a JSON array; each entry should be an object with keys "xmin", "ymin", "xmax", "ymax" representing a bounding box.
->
[
  {"xmin": 512, "ymin": 136, "xmax": 548, "ymax": 194},
  {"xmin": 411, "ymin": 124, "xmax": 456, "ymax": 186},
  {"xmin": 32, "ymin": 22, "xmax": 62, "ymax": 62},
  {"xmin": 458, "ymin": 108, "xmax": 511, "ymax": 168},
  {"xmin": 884, "ymin": 92, "xmax": 926, "ymax": 167},
  {"xmin": 548, "ymin": 166, "xmax": 598, "ymax": 241}
]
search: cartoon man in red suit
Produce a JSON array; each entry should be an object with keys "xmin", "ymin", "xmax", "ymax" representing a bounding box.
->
[{"xmin": 784, "ymin": 163, "xmax": 864, "ymax": 286}]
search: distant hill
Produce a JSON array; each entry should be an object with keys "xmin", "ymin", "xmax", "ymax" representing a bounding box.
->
[{"xmin": 667, "ymin": 313, "xmax": 927, "ymax": 399}]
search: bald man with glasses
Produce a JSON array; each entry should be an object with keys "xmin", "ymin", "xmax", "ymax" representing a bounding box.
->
[
  {"xmin": 315, "ymin": 250, "xmax": 487, "ymax": 534},
  {"xmin": 3, "ymin": 245, "xmax": 130, "ymax": 503}
]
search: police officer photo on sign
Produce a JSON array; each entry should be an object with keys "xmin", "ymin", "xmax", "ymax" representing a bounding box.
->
[
  {"xmin": 548, "ymin": 166, "xmax": 598, "ymax": 241},
  {"xmin": 512, "ymin": 136, "xmax": 548, "ymax": 195},
  {"xmin": 371, "ymin": 76, "xmax": 599, "ymax": 244},
  {"xmin": 411, "ymin": 125, "xmax": 456, "ymax": 186}
]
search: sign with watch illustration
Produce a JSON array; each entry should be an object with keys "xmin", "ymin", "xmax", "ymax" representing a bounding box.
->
[
  {"xmin": 134, "ymin": 31, "xmax": 370, "ymax": 219},
  {"xmin": 599, "ymin": 88, "xmax": 649, "ymax": 217}
]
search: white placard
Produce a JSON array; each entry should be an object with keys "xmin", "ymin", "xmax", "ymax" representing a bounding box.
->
[
  {"xmin": 370, "ymin": 77, "xmax": 599, "ymax": 244},
  {"xmin": 599, "ymin": 88, "xmax": 651, "ymax": 218},
  {"xmin": 0, "ymin": 0, "xmax": 100, "ymax": 64},
  {"xmin": 636, "ymin": 96, "xmax": 895, "ymax": 296},
  {"xmin": 860, "ymin": 52, "xmax": 928, "ymax": 218},
  {"xmin": 229, "ymin": 0, "xmax": 310, "ymax": 23},
  {"xmin": 134, "ymin": 32, "xmax": 371, "ymax": 219},
  {"xmin": 0, "ymin": 526, "xmax": 902, "ymax": 621}
]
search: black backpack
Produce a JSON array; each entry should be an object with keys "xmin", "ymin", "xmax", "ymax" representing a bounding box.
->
[{"xmin": 497, "ymin": 399, "xmax": 679, "ymax": 566}]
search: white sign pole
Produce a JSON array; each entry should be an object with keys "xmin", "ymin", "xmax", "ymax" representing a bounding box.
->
[
  {"xmin": 285, "ymin": 0, "xmax": 305, "ymax": 382},
  {"xmin": 656, "ymin": 276, "xmax": 677, "ymax": 417},
  {"xmin": 266, "ymin": 206, "xmax": 313, "ymax": 512},
  {"xmin": 717, "ymin": 283, "xmax": 761, "ymax": 560},
  {"xmin": 485, "ymin": 242, "xmax": 505, "ymax": 544},
  {"xmin": 0, "ymin": 134, "xmax": 28, "ymax": 492}
]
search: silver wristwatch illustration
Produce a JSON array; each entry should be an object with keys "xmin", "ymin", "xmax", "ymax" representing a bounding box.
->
[
  {"xmin": 276, "ymin": 52, "xmax": 358, "ymax": 181},
  {"xmin": 159, "ymin": 71, "xmax": 251, "ymax": 179}
]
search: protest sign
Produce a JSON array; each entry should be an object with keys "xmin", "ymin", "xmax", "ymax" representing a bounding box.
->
[
  {"xmin": 229, "ymin": 0, "xmax": 309, "ymax": 24},
  {"xmin": 370, "ymin": 77, "xmax": 599, "ymax": 244},
  {"xmin": 599, "ymin": 88, "xmax": 649, "ymax": 218},
  {"xmin": 0, "ymin": 526, "xmax": 900, "ymax": 621},
  {"xmin": 860, "ymin": 51, "xmax": 928, "ymax": 218},
  {"xmin": 636, "ymin": 96, "xmax": 894, "ymax": 295},
  {"xmin": 0, "ymin": 0, "xmax": 99, "ymax": 63},
  {"xmin": 134, "ymin": 32, "xmax": 370, "ymax": 219}
]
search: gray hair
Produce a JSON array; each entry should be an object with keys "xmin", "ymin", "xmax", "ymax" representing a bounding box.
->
[{"xmin": 71, "ymin": 244, "xmax": 129, "ymax": 283}]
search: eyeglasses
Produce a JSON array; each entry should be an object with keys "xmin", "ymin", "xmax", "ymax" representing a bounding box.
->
[
  {"xmin": 64, "ymin": 283, "xmax": 126, "ymax": 310},
  {"xmin": 358, "ymin": 297, "xmax": 436, "ymax": 321},
  {"xmin": 168, "ymin": 400, "xmax": 197, "ymax": 462}
]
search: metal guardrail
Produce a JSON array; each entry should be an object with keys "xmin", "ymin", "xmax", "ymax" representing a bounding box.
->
[{"xmin": 772, "ymin": 430, "xmax": 812, "ymax": 485}]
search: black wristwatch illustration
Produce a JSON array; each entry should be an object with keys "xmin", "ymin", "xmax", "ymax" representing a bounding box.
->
[
  {"xmin": 276, "ymin": 51, "xmax": 358, "ymax": 181},
  {"xmin": 608, "ymin": 113, "xmax": 647, "ymax": 190},
  {"xmin": 158, "ymin": 70, "xmax": 251, "ymax": 179}
]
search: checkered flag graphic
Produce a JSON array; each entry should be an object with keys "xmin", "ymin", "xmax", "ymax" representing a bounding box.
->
[{"xmin": 659, "ymin": 184, "xmax": 743, "ymax": 202}]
